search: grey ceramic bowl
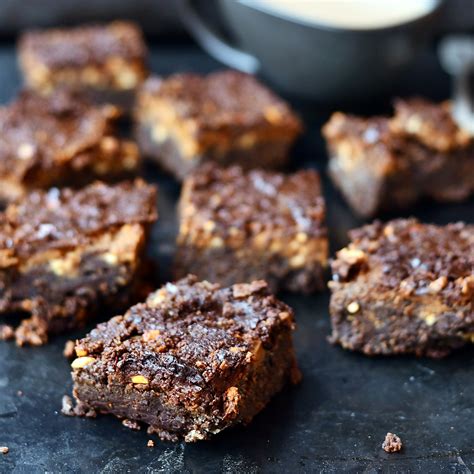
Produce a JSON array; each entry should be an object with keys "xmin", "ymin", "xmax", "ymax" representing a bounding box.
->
[{"xmin": 177, "ymin": 0, "xmax": 445, "ymax": 100}]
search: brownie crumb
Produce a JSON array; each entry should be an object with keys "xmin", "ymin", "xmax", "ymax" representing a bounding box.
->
[
  {"xmin": 232, "ymin": 281, "xmax": 268, "ymax": 298},
  {"xmin": 0, "ymin": 446, "xmax": 9, "ymax": 454},
  {"xmin": 382, "ymin": 432, "xmax": 403, "ymax": 453},
  {"xmin": 0, "ymin": 324, "xmax": 14, "ymax": 341},
  {"xmin": 61, "ymin": 395, "xmax": 75, "ymax": 417},
  {"xmin": 63, "ymin": 340, "xmax": 76, "ymax": 359},
  {"xmin": 147, "ymin": 440, "xmax": 155, "ymax": 448},
  {"xmin": 73, "ymin": 401, "xmax": 96, "ymax": 418},
  {"xmin": 61, "ymin": 395, "xmax": 97, "ymax": 418},
  {"xmin": 122, "ymin": 419, "xmax": 141, "ymax": 431}
]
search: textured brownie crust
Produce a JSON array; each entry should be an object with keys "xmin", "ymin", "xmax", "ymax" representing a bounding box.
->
[
  {"xmin": 0, "ymin": 180, "xmax": 156, "ymax": 258},
  {"xmin": 0, "ymin": 89, "xmax": 139, "ymax": 202},
  {"xmin": 323, "ymin": 98, "xmax": 474, "ymax": 217},
  {"xmin": 391, "ymin": 98, "xmax": 472, "ymax": 152},
  {"xmin": 0, "ymin": 180, "xmax": 157, "ymax": 345},
  {"xmin": 175, "ymin": 164, "xmax": 328, "ymax": 292},
  {"xmin": 71, "ymin": 276, "xmax": 300, "ymax": 441},
  {"xmin": 138, "ymin": 71, "xmax": 301, "ymax": 132},
  {"xmin": 18, "ymin": 21, "xmax": 148, "ymax": 94},
  {"xmin": 134, "ymin": 71, "xmax": 302, "ymax": 178},
  {"xmin": 329, "ymin": 219, "xmax": 474, "ymax": 357},
  {"xmin": 19, "ymin": 22, "xmax": 146, "ymax": 68}
]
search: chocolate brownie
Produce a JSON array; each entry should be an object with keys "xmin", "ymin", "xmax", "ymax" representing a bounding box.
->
[
  {"xmin": 329, "ymin": 219, "xmax": 474, "ymax": 357},
  {"xmin": 70, "ymin": 276, "xmax": 300, "ymax": 442},
  {"xmin": 134, "ymin": 71, "xmax": 303, "ymax": 179},
  {"xmin": 0, "ymin": 89, "xmax": 139, "ymax": 203},
  {"xmin": 18, "ymin": 21, "xmax": 148, "ymax": 108},
  {"xmin": 322, "ymin": 98, "xmax": 474, "ymax": 217},
  {"xmin": 0, "ymin": 180, "xmax": 157, "ymax": 346},
  {"xmin": 174, "ymin": 164, "xmax": 328, "ymax": 293}
]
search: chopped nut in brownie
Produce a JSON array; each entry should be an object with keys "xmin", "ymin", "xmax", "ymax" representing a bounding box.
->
[
  {"xmin": 0, "ymin": 89, "xmax": 139, "ymax": 203},
  {"xmin": 382, "ymin": 433, "xmax": 403, "ymax": 453},
  {"xmin": 0, "ymin": 324, "xmax": 14, "ymax": 341},
  {"xmin": 122, "ymin": 419, "xmax": 141, "ymax": 431},
  {"xmin": 174, "ymin": 164, "xmax": 328, "ymax": 293},
  {"xmin": 322, "ymin": 98, "xmax": 474, "ymax": 217},
  {"xmin": 63, "ymin": 340, "xmax": 76, "ymax": 359},
  {"xmin": 0, "ymin": 180, "xmax": 157, "ymax": 346},
  {"xmin": 329, "ymin": 219, "xmax": 474, "ymax": 357},
  {"xmin": 70, "ymin": 275, "xmax": 300, "ymax": 442},
  {"xmin": 134, "ymin": 70, "xmax": 302, "ymax": 179},
  {"xmin": 18, "ymin": 21, "xmax": 148, "ymax": 107},
  {"xmin": 61, "ymin": 395, "xmax": 75, "ymax": 417}
]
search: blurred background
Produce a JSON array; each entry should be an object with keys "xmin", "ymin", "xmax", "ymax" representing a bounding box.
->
[
  {"xmin": 1, "ymin": 0, "xmax": 472, "ymax": 103},
  {"xmin": 0, "ymin": 0, "xmax": 470, "ymax": 37}
]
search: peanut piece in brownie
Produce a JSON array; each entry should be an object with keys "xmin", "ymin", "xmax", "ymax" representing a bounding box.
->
[
  {"xmin": 174, "ymin": 164, "xmax": 328, "ymax": 293},
  {"xmin": 329, "ymin": 219, "xmax": 474, "ymax": 358},
  {"xmin": 0, "ymin": 180, "xmax": 157, "ymax": 346},
  {"xmin": 134, "ymin": 70, "xmax": 303, "ymax": 179},
  {"xmin": 18, "ymin": 21, "xmax": 148, "ymax": 107},
  {"xmin": 0, "ymin": 89, "xmax": 139, "ymax": 203},
  {"xmin": 70, "ymin": 275, "xmax": 300, "ymax": 442},
  {"xmin": 322, "ymin": 98, "xmax": 474, "ymax": 217}
]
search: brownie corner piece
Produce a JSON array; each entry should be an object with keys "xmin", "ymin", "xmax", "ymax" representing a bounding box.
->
[
  {"xmin": 134, "ymin": 70, "xmax": 303, "ymax": 179},
  {"xmin": 18, "ymin": 21, "xmax": 148, "ymax": 104},
  {"xmin": 0, "ymin": 179, "xmax": 157, "ymax": 346},
  {"xmin": 174, "ymin": 164, "xmax": 328, "ymax": 293},
  {"xmin": 70, "ymin": 275, "xmax": 300, "ymax": 442},
  {"xmin": 329, "ymin": 219, "xmax": 474, "ymax": 357},
  {"xmin": 322, "ymin": 98, "xmax": 474, "ymax": 217},
  {"xmin": 0, "ymin": 89, "xmax": 140, "ymax": 203}
]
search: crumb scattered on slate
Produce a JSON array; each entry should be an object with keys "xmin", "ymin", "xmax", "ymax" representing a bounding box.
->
[
  {"xmin": 61, "ymin": 394, "xmax": 96, "ymax": 418},
  {"xmin": 74, "ymin": 401, "xmax": 96, "ymax": 418},
  {"xmin": 382, "ymin": 432, "xmax": 403, "ymax": 453},
  {"xmin": 17, "ymin": 390, "xmax": 23, "ymax": 397},
  {"xmin": 0, "ymin": 446, "xmax": 9, "ymax": 454},
  {"xmin": 122, "ymin": 419, "xmax": 141, "ymax": 430},
  {"xmin": 0, "ymin": 324, "xmax": 14, "ymax": 341},
  {"xmin": 61, "ymin": 395, "xmax": 75, "ymax": 416},
  {"xmin": 63, "ymin": 340, "xmax": 76, "ymax": 359},
  {"xmin": 147, "ymin": 440, "xmax": 155, "ymax": 447}
]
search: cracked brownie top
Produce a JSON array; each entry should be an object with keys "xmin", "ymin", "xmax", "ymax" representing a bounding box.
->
[
  {"xmin": 391, "ymin": 98, "xmax": 472, "ymax": 152},
  {"xmin": 323, "ymin": 98, "xmax": 473, "ymax": 155},
  {"xmin": 0, "ymin": 180, "xmax": 157, "ymax": 260},
  {"xmin": 0, "ymin": 89, "xmax": 131, "ymax": 178},
  {"xmin": 139, "ymin": 70, "xmax": 302, "ymax": 132},
  {"xmin": 73, "ymin": 276, "xmax": 294, "ymax": 395},
  {"xmin": 19, "ymin": 21, "xmax": 147, "ymax": 68},
  {"xmin": 332, "ymin": 218, "xmax": 474, "ymax": 307},
  {"xmin": 180, "ymin": 164, "xmax": 326, "ymax": 240}
]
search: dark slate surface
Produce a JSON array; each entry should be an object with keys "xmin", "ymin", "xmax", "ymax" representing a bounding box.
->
[{"xmin": 0, "ymin": 42, "xmax": 473, "ymax": 473}]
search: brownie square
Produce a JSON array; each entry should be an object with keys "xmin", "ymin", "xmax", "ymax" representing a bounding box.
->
[
  {"xmin": 322, "ymin": 98, "xmax": 474, "ymax": 217},
  {"xmin": 134, "ymin": 70, "xmax": 303, "ymax": 179},
  {"xmin": 329, "ymin": 219, "xmax": 474, "ymax": 358},
  {"xmin": 0, "ymin": 180, "xmax": 157, "ymax": 346},
  {"xmin": 70, "ymin": 276, "xmax": 300, "ymax": 442},
  {"xmin": 174, "ymin": 164, "xmax": 328, "ymax": 293},
  {"xmin": 18, "ymin": 21, "xmax": 148, "ymax": 107},
  {"xmin": 0, "ymin": 89, "xmax": 139, "ymax": 203}
]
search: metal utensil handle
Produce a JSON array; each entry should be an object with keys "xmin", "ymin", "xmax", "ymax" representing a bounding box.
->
[
  {"xmin": 438, "ymin": 35, "xmax": 474, "ymax": 134},
  {"xmin": 176, "ymin": 0, "xmax": 260, "ymax": 74},
  {"xmin": 453, "ymin": 65, "xmax": 474, "ymax": 134}
]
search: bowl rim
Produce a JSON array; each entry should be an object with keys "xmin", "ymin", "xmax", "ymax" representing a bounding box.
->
[{"xmin": 234, "ymin": 0, "xmax": 445, "ymax": 33}]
